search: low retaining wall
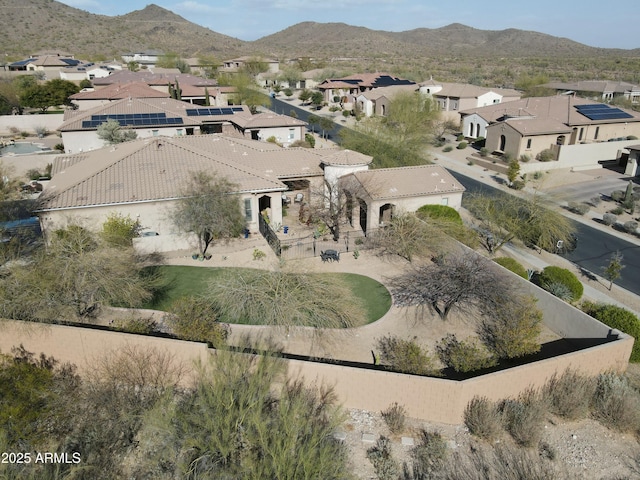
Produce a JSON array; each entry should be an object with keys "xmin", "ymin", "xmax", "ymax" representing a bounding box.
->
[{"xmin": 0, "ymin": 114, "xmax": 64, "ymax": 136}]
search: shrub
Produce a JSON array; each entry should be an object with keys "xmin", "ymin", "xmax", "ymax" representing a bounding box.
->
[
  {"xmin": 165, "ymin": 296, "xmax": 229, "ymax": 347},
  {"xmin": 479, "ymin": 295, "xmax": 542, "ymax": 359},
  {"xmin": 628, "ymin": 135, "xmax": 638, "ymax": 140},
  {"xmin": 494, "ymin": 257, "xmax": 528, "ymax": 279},
  {"xmin": 112, "ymin": 315, "xmax": 158, "ymax": 334},
  {"xmin": 408, "ymin": 429, "xmax": 448, "ymax": 477},
  {"xmin": 54, "ymin": 143, "xmax": 64, "ymax": 152},
  {"xmin": 435, "ymin": 334, "xmax": 497, "ymax": 373},
  {"xmin": 592, "ymin": 372, "xmax": 640, "ymax": 433},
  {"xmin": 442, "ymin": 145, "xmax": 453, "ymax": 152},
  {"xmin": 609, "ymin": 206, "xmax": 624, "ymax": 215},
  {"xmin": 500, "ymin": 387, "xmax": 547, "ymax": 447},
  {"xmin": 456, "ymin": 141, "xmax": 468, "ymax": 150},
  {"xmin": 464, "ymin": 396, "xmax": 502, "ymax": 441},
  {"xmin": 536, "ymin": 149, "xmax": 555, "ymax": 161},
  {"xmin": 519, "ymin": 154, "xmax": 531, "ymax": 162},
  {"xmin": 538, "ymin": 266, "xmax": 583, "ymax": 301},
  {"xmin": 252, "ymin": 248, "xmax": 267, "ymax": 260},
  {"xmin": 382, "ymin": 402, "xmax": 406, "ymax": 434},
  {"xmin": 542, "ymin": 281, "xmax": 574, "ymax": 302},
  {"xmin": 376, "ymin": 335, "xmax": 439, "ymax": 376},
  {"xmin": 415, "ymin": 204, "xmax": 462, "ymax": 224},
  {"xmin": 567, "ymin": 201, "xmax": 590, "ymax": 215},
  {"xmin": 602, "ymin": 212, "xmax": 618, "ymax": 225},
  {"xmin": 542, "ymin": 369, "xmax": 595, "ymax": 420},
  {"xmin": 611, "ymin": 190, "xmax": 625, "ymax": 202},
  {"xmin": 479, "ymin": 147, "xmax": 488, "ymax": 157},
  {"xmin": 511, "ymin": 179, "xmax": 525, "ymax": 190},
  {"xmin": 456, "ymin": 134, "xmax": 464, "ymax": 141},
  {"xmin": 532, "ymin": 171, "xmax": 544, "ymax": 180},
  {"xmin": 342, "ymin": 110, "xmax": 350, "ymax": 117},
  {"xmin": 304, "ymin": 133, "xmax": 315, "ymax": 147},
  {"xmin": 582, "ymin": 302, "xmax": 640, "ymax": 362},
  {"xmin": 367, "ymin": 436, "xmax": 398, "ymax": 480},
  {"xmin": 589, "ymin": 196, "xmax": 602, "ymax": 206},
  {"xmin": 624, "ymin": 220, "xmax": 638, "ymax": 233}
]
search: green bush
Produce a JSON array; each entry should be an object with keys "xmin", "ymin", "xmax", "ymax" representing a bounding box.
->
[
  {"xmin": 435, "ymin": 334, "xmax": 497, "ymax": 373},
  {"xmin": 442, "ymin": 145, "xmax": 453, "ymax": 152},
  {"xmin": 479, "ymin": 147, "xmax": 488, "ymax": 157},
  {"xmin": 536, "ymin": 149, "xmax": 555, "ymax": 162},
  {"xmin": 494, "ymin": 257, "xmax": 528, "ymax": 279},
  {"xmin": 582, "ymin": 302, "xmax": 640, "ymax": 362},
  {"xmin": 624, "ymin": 220, "xmax": 638, "ymax": 233},
  {"xmin": 567, "ymin": 201, "xmax": 590, "ymax": 215},
  {"xmin": 603, "ymin": 212, "xmax": 618, "ymax": 225},
  {"xmin": 166, "ymin": 296, "xmax": 229, "ymax": 347},
  {"xmin": 499, "ymin": 387, "xmax": 547, "ymax": 447},
  {"xmin": 112, "ymin": 315, "xmax": 158, "ymax": 334},
  {"xmin": 415, "ymin": 204, "xmax": 463, "ymax": 224},
  {"xmin": 304, "ymin": 133, "xmax": 316, "ymax": 147},
  {"xmin": 464, "ymin": 396, "xmax": 502, "ymax": 441},
  {"xmin": 456, "ymin": 141, "xmax": 468, "ymax": 150},
  {"xmin": 538, "ymin": 266, "xmax": 583, "ymax": 301},
  {"xmin": 409, "ymin": 429, "xmax": 448, "ymax": 477},
  {"xmin": 376, "ymin": 335, "xmax": 439, "ymax": 375},
  {"xmin": 511, "ymin": 179, "xmax": 525, "ymax": 190},
  {"xmin": 519, "ymin": 154, "xmax": 531, "ymax": 163},
  {"xmin": 367, "ymin": 436, "xmax": 398, "ymax": 480}
]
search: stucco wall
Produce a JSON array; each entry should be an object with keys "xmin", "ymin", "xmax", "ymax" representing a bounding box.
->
[
  {"xmin": 62, "ymin": 127, "xmax": 197, "ymax": 154},
  {"xmin": 0, "ymin": 114, "xmax": 64, "ymax": 136}
]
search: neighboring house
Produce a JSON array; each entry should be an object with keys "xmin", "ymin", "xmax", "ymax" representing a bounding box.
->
[
  {"xmin": 342, "ymin": 165, "xmax": 465, "ymax": 233},
  {"xmin": 624, "ymin": 144, "xmax": 640, "ymax": 176},
  {"xmin": 229, "ymin": 112, "xmax": 307, "ymax": 146},
  {"xmin": 69, "ymin": 82, "xmax": 170, "ymax": 110},
  {"xmin": 220, "ymin": 56, "xmax": 280, "ymax": 74},
  {"xmin": 59, "ymin": 61, "xmax": 123, "ymax": 82},
  {"xmin": 460, "ymin": 95, "xmax": 640, "ymax": 161},
  {"xmin": 355, "ymin": 84, "xmax": 419, "ymax": 117},
  {"xmin": 317, "ymin": 73, "xmax": 416, "ymax": 104},
  {"xmin": 543, "ymin": 80, "xmax": 640, "ymax": 104},
  {"xmin": 121, "ymin": 51, "xmax": 163, "ymax": 68},
  {"xmin": 8, "ymin": 55, "xmax": 81, "ymax": 78},
  {"xmin": 57, "ymin": 97, "xmax": 253, "ymax": 153},
  {"xmin": 36, "ymin": 135, "xmax": 463, "ymax": 249},
  {"xmin": 421, "ymin": 81, "xmax": 521, "ymax": 119},
  {"xmin": 92, "ymin": 71, "xmax": 223, "ymax": 105}
]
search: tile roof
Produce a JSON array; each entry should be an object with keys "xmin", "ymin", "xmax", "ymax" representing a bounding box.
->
[
  {"xmin": 320, "ymin": 149, "xmax": 374, "ymax": 166},
  {"xmin": 40, "ymin": 135, "xmax": 369, "ymax": 211},
  {"xmin": 70, "ymin": 82, "xmax": 169, "ymax": 100},
  {"xmin": 93, "ymin": 71, "xmax": 217, "ymax": 87},
  {"xmin": 435, "ymin": 82, "xmax": 521, "ymax": 99},
  {"xmin": 230, "ymin": 112, "xmax": 307, "ymax": 129},
  {"xmin": 58, "ymin": 98, "xmax": 252, "ymax": 131},
  {"xmin": 319, "ymin": 73, "xmax": 416, "ymax": 89},
  {"xmin": 461, "ymin": 95, "xmax": 640, "ymax": 133},
  {"xmin": 349, "ymin": 165, "xmax": 465, "ymax": 201},
  {"xmin": 358, "ymin": 84, "xmax": 418, "ymax": 101},
  {"xmin": 544, "ymin": 80, "xmax": 640, "ymax": 94}
]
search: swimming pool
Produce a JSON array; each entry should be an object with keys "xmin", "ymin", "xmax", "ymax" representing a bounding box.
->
[{"xmin": 0, "ymin": 142, "xmax": 51, "ymax": 156}]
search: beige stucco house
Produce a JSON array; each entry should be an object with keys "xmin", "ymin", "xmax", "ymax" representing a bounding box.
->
[
  {"xmin": 461, "ymin": 96, "xmax": 640, "ymax": 161},
  {"xmin": 543, "ymin": 80, "xmax": 640, "ymax": 104}
]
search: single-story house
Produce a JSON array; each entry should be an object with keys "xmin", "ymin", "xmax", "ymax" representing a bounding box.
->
[
  {"xmin": 460, "ymin": 95, "xmax": 640, "ymax": 160},
  {"xmin": 229, "ymin": 112, "xmax": 307, "ymax": 146},
  {"xmin": 355, "ymin": 84, "xmax": 419, "ymax": 117},
  {"xmin": 57, "ymin": 97, "xmax": 253, "ymax": 153},
  {"xmin": 8, "ymin": 55, "xmax": 81, "ymax": 79},
  {"xmin": 59, "ymin": 61, "xmax": 122, "ymax": 82},
  {"xmin": 69, "ymin": 82, "xmax": 170, "ymax": 110},
  {"xmin": 36, "ymin": 135, "xmax": 464, "ymax": 250},
  {"xmin": 543, "ymin": 80, "xmax": 640, "ymax": 104},
  {"xmin": 341, "ymin": 165, "xmax": 465, "ymax": 233}
]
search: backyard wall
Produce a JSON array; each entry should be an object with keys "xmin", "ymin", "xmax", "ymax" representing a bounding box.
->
[{"xmin": 0, "ymin": 114, "xmax": 64, "ymax": 136}]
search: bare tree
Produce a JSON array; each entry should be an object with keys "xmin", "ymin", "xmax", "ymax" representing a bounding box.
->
[
  {"xmin": 170, "ymin": 171, "xmax": 246, "ymax": 257},
  {"xmin": 391, "ymin": 251, "xmax": 512, "ymax": 320},
  {"xmin": 603, "ymin": 251, "xmax": 624, "ymax": 291}
]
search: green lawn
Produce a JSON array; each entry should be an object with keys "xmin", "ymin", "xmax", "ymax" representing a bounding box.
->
[{"xmin": 145, "ymin": 266, "xmax": 391, "ymax": 325}]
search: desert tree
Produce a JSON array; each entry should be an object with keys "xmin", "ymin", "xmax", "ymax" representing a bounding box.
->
[
  {"xmin": 101, "ymin": 211, "xmax": 141, "ymax": 246},
  {"xmin": 206, "ymin": 268, "xmax": 367, "ymax": 329},
  {"xmin": 465, "ymin": 191, "xmax": 576, "ymax": 253},
  {"xmin": 391, "ymin": 251, "xmax": 513, "ymax": 320},
  {"xmin": 603, "ymin": 251, "xmax": 625, "ymax": 291},
  {"xmin": 165, "ymin": 295, "xmax": 229, "ymax": 347},
  {"xmin": 97, "ymin": 118, "xmax": 137, "ymax": 144},
  {"xmin": 431, "ymin": 117, "xmax": 460, "ymax": 144},
  {"xmin": 318, "ymin": 115, "xmax": 334, "ymax": 138},
  {"xmin": 0, "ymin": 224, "xmax": 154, "ymax": 321},
  {"xmin": 170, "ymin": 171, "xmax": 246, "ymax": 257}
]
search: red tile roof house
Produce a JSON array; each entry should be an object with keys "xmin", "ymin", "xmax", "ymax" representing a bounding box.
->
[
  {"xmin": 69, "ymin": 82, "xmax": 170, "ymax": 111},
  {"xmin": 36, "ymin": 135, "xmax": 463, "ymax": 254},
  {"xmin": 317, "ymin": 73, "xmax": 417, "ymax": 106},
  {"xmin": 460, "ymin": 95, "xmax": 640, "ymax": 173}
]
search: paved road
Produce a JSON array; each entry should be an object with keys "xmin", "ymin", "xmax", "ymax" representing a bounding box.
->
[
  {"xmin": 269, "ymin": 97, "xmax": 345, "ymax": 142},
  {"xmin": 449, "ymin": 170, "xmax": 640, "ymax": 295}
]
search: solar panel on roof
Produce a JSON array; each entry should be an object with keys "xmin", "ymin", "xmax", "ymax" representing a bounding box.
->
[
  {"xmin": 575, "ymin": 104, "xmax": 634, "ymax": 121},
  {"xmin": 232, "ymin": 107, "xmax": 244, "ymax": 112}
]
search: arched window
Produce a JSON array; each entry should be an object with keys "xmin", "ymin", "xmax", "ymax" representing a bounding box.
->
[
  {"xmin": 556, "ymin": 135, "xmax": 566, "ymax": 145},
  {"xmin": 499, "ymin": 135, "xmax": 506, "ymax": 151}
]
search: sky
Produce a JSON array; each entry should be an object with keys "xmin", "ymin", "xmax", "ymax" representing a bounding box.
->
[{"xmin": 57, "ymin": 0, "xmax": 639, "ymax": 50}]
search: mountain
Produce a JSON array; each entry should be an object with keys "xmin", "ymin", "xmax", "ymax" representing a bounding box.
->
[{"xmin": 0, "ymin": 1, "xmax": 637, "ymax": 62}]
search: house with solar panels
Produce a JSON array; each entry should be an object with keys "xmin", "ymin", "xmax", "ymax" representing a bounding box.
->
[
  {"xmin": 317, "ymin": 73, "xmax": 416, "ymax": 104},
  {"xmin": 57, "ymin": 97, "xmax": 253, "ymax": 153},
  {"xmin": 8, "ymin": 55, "xmax": 82, "ymax": 79},
  {"xmin": 460, "ymin": 96, "xmax": 640, "ymax": 165},
  {"xmin": 542, "ymin": 80, "xmax": 640, "ymax": 105}
]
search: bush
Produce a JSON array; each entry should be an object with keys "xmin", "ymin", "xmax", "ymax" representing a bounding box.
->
[
  {"xmin": 435, "ymin": 334, "xmax": 497, "ymax": 373},
  {"xmin": 479, "ymin": 147, "xmax": 488, "ymax": 157},
  {"xmin": 511, "ymin": 179, "xmax": 525, "ymax": 190},
  {"xmin": 582, "ymin": 302, "xmax": 640, "ymax": 362},
  {"xmin": 415, "ymin": 204, "xmax": 462, "ymax": 224},
  {"xmin": 367, "ymin": 436, "xmax": 398, "ymax": 480},
  {"xmin": 376, "ymin": 335, "xmax": 439, "ymax": 375},
  {"xmin": 536, "ymin": 149, "xmax": 555, "ymax": 161},
  {"xmin": 494, "ymin": 257, "xmax": 528, "ymax": 279},
  {"xmin": 442, "ymin": 145, "xmax": 453, "ymax": 152},
  {"xmin": 603, "ymin": 212, "xmax": 618, "ymax": 225},
  {"xmin": 112, "ymin": 315, "xmax": 158, "ymax": 334},
  {"xmin": 589, "ymin": 196, "xmax": 602, "ymax": 206},
  {"xmin": 567, "ymin": 201, "xmax": 590, "ymax": 215},
  {"xmin": 624, "ymin": 220, "xmax": 638, "ymax": 233},
  {"xmin": 54, "ymin": 143, "xmax": 64, "ymax": 152},
  {"xmin": 382, "ymin": 402, "xmax": 406, "ymax": 434},
  {"xmin": 408, "ymin": 429, "xmax": 448, "ymax": 477},
  {"xmin": 609, "ymin": 206, "xmax": 624, "ymax": 215},
  {"xmin": 592, "ymin": 372, "xmax": 640, "ymax": 433},
  {"xmin": 456, "ymin": 141, "xmax": 468, "ymax": 150},
  {"xmin": 500, "ymin": 387, "xmax": 547, "ymax": 447},
  {"xmin": 538, "ymin": 266, "xmax": 583, "ymax": 301},
  {"xmin": 542, "ymin": 369, "xmax": 595, "ymax": 420},
  {"xmin": 628, "ymin": 135, "xmax": 638, "ymax": 140},
  {"xmin": 542, "ymin": 281, "xmax": 574, "ymax": 302},
  {"xmin": 611, "ymin": 190, "xmax": 625, "ymax": 202},
  {"xmin": 165, "ymin": 296, "xmax": 229, "ymax": 347},
  {"xmin": 464, "ymin": 396, "xmax": 502, "ymax": 441},
  {"xmin": 532, "ymin": 171, "xmax": 544, "ymax": 180},
  {"xmin": 519, "ymin": 154, "xmax": 531, "ymax": 162}
]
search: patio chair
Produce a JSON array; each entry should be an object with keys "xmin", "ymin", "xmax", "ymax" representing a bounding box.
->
[{"xmin": 294, "ymin": 193, "xmax": 304, "ymax": 203}]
